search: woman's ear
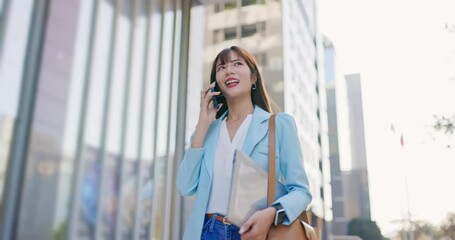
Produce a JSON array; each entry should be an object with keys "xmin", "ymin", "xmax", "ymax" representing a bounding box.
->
[{"xmin": 251, "ymin": 73, "xmax": 257, "ymax": 84}]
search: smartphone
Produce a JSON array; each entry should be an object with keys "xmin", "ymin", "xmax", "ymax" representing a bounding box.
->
[{"xmin": 211, "ymin": 81, "xmax": 221, "ymax": 109}]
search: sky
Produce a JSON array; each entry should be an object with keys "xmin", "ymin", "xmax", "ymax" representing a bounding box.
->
[{"xmin": 318, "ymin": 0, "xmax": 455, "ymax": 236}]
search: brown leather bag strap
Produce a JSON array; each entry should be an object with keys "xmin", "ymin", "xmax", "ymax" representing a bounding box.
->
[
  {"xmin": 268, "ymin": 114, "xmax": 313, "ymax": 226},
  {"xmin": 267, "ymin": 114, "xmax": 277, "ymax": 207}
]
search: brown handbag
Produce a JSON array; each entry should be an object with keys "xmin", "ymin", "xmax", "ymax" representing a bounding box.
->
[{"xmin": 266, "ymin": 114, "xmax": 318, "ymax": 240}]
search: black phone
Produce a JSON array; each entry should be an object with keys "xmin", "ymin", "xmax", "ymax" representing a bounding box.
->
[{"xmin": 211, "ymin": 81, "xmax": 221, "ymax": 109}]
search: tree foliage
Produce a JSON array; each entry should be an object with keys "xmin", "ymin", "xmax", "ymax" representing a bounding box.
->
[
  {"xmin": 52, "ymin": 221, "xmax": 67, "ymax": 240},
  {"xmin": 438, "ymin": 212, "xmax": 455, "ymax": 239},
  {"xmin": 394, "ymin": 213, "xmax": 455, "ymax": 240},
  {"xmin": 414, "ymin": 221, "xmax": 438, "ymax": 239},
  {"xmin": 434, "ymin": 115, "xmax": 455, "ymax": 135},
  {"xmin": 395, "ymin": 221, "xmax": 438, "ymax": 240},
  {"xmin": 348, "ymin": 218, "xmax": 385, "ymax": 240}
]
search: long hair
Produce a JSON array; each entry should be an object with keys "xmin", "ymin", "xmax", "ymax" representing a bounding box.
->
[{"xmin": 210, "ymin": 46, "xmax": 273, "ymax": 119}]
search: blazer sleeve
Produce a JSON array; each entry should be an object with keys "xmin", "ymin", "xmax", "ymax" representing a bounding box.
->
[
  {"xmin": 176, "ymin": 133, "xmax": 204, "ymax": 196},
  {"xmin": 272, "ymin": 113, "xmax": 313, "ymax": 224}
]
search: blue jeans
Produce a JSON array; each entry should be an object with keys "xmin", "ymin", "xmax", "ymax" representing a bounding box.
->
[{"xmin": 201, "ymin": 214, "xmax": 241, "ymax": 240}]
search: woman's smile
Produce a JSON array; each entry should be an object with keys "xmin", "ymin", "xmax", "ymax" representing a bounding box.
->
[{"xmin": 225, "ymin": 77, "xmax": 240, "ymax": 88}]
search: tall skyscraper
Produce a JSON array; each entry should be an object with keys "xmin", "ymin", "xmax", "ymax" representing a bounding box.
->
[
  {"xmin": 324, "ymin": 38, "xmax": 371, "ymax": 237},
  {"xmin": 324, "ymin": 37, "xmax": 351, "ymax": 235},
  {"xmin": 200, "ymin": 0, "xmax": 332, "ymax": 236},
  {"xmin": 344, "ymin": 73, "xmax": 371, "ymax": 220}
]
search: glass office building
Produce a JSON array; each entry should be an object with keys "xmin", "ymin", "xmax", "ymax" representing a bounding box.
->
[{"xmin": 0, "ymin": 0, "xmax": 191, "ymax": 239}]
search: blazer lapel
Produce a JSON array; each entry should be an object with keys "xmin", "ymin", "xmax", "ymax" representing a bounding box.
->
[
  {"xmin": 242, "ymin": 106, "xmax": 270, "ymax": 156},
  {"xmin": 203, "ymin": 112, "xmax": 227, "ymax": 180}
]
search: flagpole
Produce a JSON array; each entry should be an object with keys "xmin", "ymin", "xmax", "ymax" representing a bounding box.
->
[
  {"xmin": 400, "ymin": 135, "xmax": 414, "ymax": 240},
  {"xmin": 391, "ymin": 124, "xmax": 415, "ymax": 240}
]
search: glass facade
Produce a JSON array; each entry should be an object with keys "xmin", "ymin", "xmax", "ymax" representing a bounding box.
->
[{"xmin": 0, "ymin": 0, "xmax": 190, "ymax": 239}]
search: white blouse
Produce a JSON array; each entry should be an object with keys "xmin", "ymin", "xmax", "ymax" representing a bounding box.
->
[{"xmin": 206, "ymin": 114, "xmax": 253, "ymax": 215}]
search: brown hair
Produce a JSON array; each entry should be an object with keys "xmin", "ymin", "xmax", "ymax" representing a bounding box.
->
[{"xmin": 210, "ymin": 46, "xmax": 272, "ymax": 118}]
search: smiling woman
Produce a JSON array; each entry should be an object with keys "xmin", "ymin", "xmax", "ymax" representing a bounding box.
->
[
  {"xmin": 210, "ymin": 46, "xmax": 272, "ymax": 120},
  {"xmin": 176, "ymin": 46, "xmax": 312, "ymax": 240}
]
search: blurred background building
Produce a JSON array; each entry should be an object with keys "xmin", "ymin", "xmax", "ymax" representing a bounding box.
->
[
  {"xmin": 344, "ymin": 73, "xmax": 371, "ymax": 221},
  {"xmin": 0, "ymin": 0, "xmax": 361, "ymax": 239},
  {"xmin": 324, "ymin": 37, "xmax": 371, "ymax": 239}
]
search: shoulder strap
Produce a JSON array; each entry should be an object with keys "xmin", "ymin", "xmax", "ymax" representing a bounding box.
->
[
  {"xmin": 267, "ymin": 114, "xmax": 277, "ymax": 207},
  {"xmin": 267, "ymin": 114, "xmax": 312, "ymax": 225}
]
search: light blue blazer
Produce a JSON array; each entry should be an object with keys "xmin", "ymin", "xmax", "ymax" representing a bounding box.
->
[{"xmin": 177, "ymin": 106, "xmax": 312, "ymax": 240}]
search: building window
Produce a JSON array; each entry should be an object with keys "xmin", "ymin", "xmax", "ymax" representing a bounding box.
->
[
  {"xmin": 224, "ymin": 27, "xmax": 237, "ymax": 41},
  {"xmin": 259, "ymin": 21, "xmax": 266, "ymax": 35},
  {"xmin": 254, "ymin": 53, "xmax": 267, "ymax": 67},
  {"xmin": 214, "ymin": 3, "xmax": 222, "ymax": 12},
  {"xmin": 241, "ymin": 23, "xmax": 257, "ymax": 38},
  {"xmin": 241, "ymin": 0, "xmax": 265, "ymax": 6},
  {"xmin": 213, "ymin": 29, "xmax": 223, "ymax": 44},
  {"xmin": 215, "ymin": 1, "xmax": 238, "ymax": 12},
  {"xmin": 224, "ymin": 1, "xmax": 237, "ymax": 10},
  {"xmin": 241, "ymin": 0, "xmax": 257, "ymax": 6}
]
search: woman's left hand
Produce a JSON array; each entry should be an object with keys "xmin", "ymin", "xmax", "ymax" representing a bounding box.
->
[{"xmin": 239, "ymin": 207, "xmax": 276, "ymax": 240}]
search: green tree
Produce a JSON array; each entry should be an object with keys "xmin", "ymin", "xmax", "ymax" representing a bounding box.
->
[
  {"xmin": 53, "ymin": 221, "xmax": 67, "ymax": 240},
  {"xmin": 432, "ymin": 115, "xmax": 454, "ymax": 148},
  {"xmin": 393, "ymin": 220, "xmax": 437, "ymax": 240},
  {"xmin": 348, "ymin": 218, "xmax": 386, "ymax": 240},
  {"xmin": 437, "ymin": 212, "xmax": 455, "ymax": 239},
  {"xmin": 413, "ymin": 221, "xmax": 438, "ymax": 239},
  {"xmin": 434, "ymin": 115, "xmax": 455, "ymax": 135}
]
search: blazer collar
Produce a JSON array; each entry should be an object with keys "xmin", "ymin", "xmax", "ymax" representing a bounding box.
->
[{"xmin": 241, "ymin": 106, "xmax": 270, "ymax": 156}]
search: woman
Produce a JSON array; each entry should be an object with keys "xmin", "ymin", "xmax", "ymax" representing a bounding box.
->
[{"xmin": 177, "ymin": 46, "xmax": 312, "ymax": 240}]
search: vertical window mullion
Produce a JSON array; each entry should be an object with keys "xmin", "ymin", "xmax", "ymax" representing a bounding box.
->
[
  {"xmin": 131, "ymin": 0, "xmax": 153, "ymax": 239},
  {"xmin": 163, "ymin": 0, "xmax": 181, "ymax": 238},
  {"xmin": 0, "ymin": 0, "xmax": 48, "ymax": 238},
  {"xmin": 144, "ymin": 0, "xmax": 163, "ymax": 238},
  {"xmin": 0, "ymin": 0, "xmax": 11, "ymax": 58},
  {"xmin": 66, "ymin": 0, "xmax": 100, "ymax": 239},
  {"xmin": 94, "ymin": 0, "xmax": 119, "ymax": 239},
  {"xmin": 150, "ymin": 0, "xmax": 171, "ymax": 238},
  {"xmin": 171, "ymin": 0, "xmax": 191, "ymax": 237},
  {"xmin": 114, "ymin": 0, "xmax": 137, "ymax": 239}
]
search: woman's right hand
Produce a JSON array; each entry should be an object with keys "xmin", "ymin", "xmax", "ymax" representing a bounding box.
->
[
  {"xmin": 191, "ymin": 82, "xmax": 222, "ymax": 148},
  {"xmin": 198, "ymin": 81, "xmax": 222, "ymax": 126}
]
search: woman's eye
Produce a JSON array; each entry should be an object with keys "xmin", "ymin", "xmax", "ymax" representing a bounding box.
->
[
  {"xmin": 217, "ymin": 66, "xmax": 225, "ymax": 71},
  {"xmin": 234, "ymin": 62, "xmax": 241, "ymax": 66}
]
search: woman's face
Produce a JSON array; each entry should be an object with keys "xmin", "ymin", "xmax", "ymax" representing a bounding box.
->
[{"xmin": 215, "ymin": 51, "xmax": 255, "ymax": 100}]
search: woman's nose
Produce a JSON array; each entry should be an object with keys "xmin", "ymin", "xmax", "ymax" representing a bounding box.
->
[{"xmin": 225, "ymin": 64, "xmax": 234, "ymax": 75}]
